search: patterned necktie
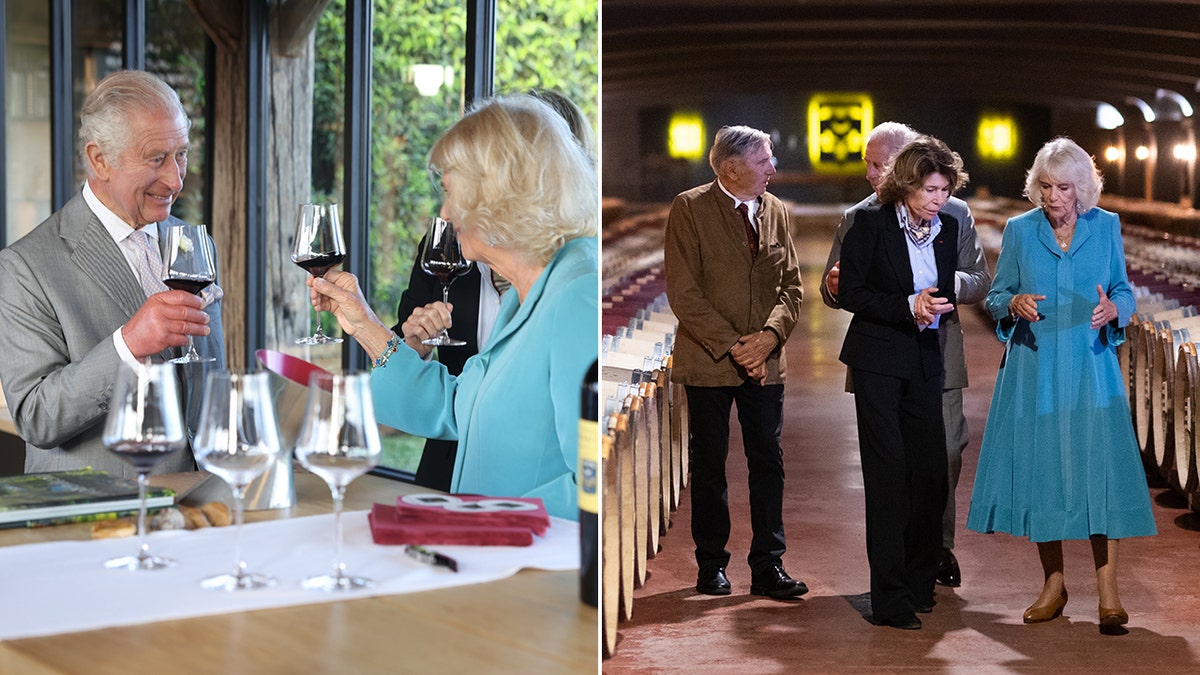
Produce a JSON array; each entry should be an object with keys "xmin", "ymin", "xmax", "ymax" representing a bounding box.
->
[
  {"xmin": 129, "ymin": 229, "xmax": 169, "ymax": 298},
  {"xmin": 735, "ymin": 203, "xmax": 759, "ymax": 259}
]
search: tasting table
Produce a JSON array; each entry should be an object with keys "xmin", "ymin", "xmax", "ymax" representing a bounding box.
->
[{"xmin": 0, "ymin": 470, "xmax": 599, "ymax": 674}]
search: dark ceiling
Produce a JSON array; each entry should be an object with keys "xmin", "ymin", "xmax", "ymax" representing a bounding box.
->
[{"xmin": 602, "ymin": 0, "xmax": 1200, "ymax": 117}]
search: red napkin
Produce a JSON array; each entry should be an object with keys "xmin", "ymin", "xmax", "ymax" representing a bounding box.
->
[{"xmin": 367, "ymin": 495, "xmax": 551, "ymax": 547}]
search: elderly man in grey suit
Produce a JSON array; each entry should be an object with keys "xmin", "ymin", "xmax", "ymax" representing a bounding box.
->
[
  {"xmin": 666, "ymin": 125, "xmax": 806, "ymax": 599},
  {"xmin": 0, "ymin": 70, "xmax": 224, "ymax": 479},
  {"xmin": 821, "ymin": 122, "xmax": 990, "ymax": 588}
]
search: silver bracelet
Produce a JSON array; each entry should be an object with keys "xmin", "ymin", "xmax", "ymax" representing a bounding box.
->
[{"xmin": 373, "ymin": 333, "xmax": 403, "ymax": 369}]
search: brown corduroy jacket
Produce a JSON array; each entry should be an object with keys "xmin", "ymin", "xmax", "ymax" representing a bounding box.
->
[{"xmin": 664, "ymin": 180, "xmax": 803, "ymax": 387}]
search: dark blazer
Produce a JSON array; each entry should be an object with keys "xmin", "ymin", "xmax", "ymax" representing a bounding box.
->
[
  {"xmin": 838, "ymin": 203, "xmax": 959, "ymax": 382},
  {"xmin": 392, "ymin": 233, "xmax": 484, "ymax": 490}
]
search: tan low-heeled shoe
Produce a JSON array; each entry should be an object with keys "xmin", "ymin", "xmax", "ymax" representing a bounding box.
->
[
  {"xmin": 1099, "ymin": 605, "xmax": 1128, "ymax": 627},
  {"xmin": 1023, "ymin": 589, "xmax": 1068, "ymax": 623}
]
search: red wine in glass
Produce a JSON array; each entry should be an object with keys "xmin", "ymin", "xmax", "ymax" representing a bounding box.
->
[
  {"xmin": 419, "ymin": 217, "xmax": 472, "ymax": 347},
  {"xmin": 102, "ymin": 361, "xmax": 187, "ymax": 571},
  {"xmin": 293, "ymin": 203, "xmax": 346, "ymax": 345},
  {"xmin": 164, "ymin": 278, "xmax": 214, "ymax": 295},
  {"xmin": 160, "ymin": 224, "xmax": 218, "ymax": 364},
  {"xmin": 296, "ymin": 253, "xmax": 346, "ymax": 278}
]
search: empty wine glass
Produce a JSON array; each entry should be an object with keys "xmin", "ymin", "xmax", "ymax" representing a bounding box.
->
[
  {"xmin": 194, "ymin": 371, "xmax": 284, "ymax": 591},
  {"xmin": 292, "ymin": 202, "xmax": 346, "ymax": 345},
  {"xmin": 160, "ymin": 223, "xmax": 218, "ymax": 364},
  {"xmin": 419, "ymin": 217, "xmax": 473, "ymax": 346},
  {"xmin": 294, "ymin": 372, "xmax": 381, "ymax": 591},
  {"xmin": 102, "ymin": 361, "xmax": 187, "ymax": 571}
]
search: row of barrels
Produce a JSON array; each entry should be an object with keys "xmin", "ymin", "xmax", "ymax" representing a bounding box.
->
[
  {"xmin": 1121, "ymin": 255, "xmax": 1200, "ymax": 511},
  {"xmin": 600, "ymin": 270, "xmax": 687, "ymax": 658}
]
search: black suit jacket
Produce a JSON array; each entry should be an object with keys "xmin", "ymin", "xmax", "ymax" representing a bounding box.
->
[
  {"xmin": 392, "ymin": 233, "xmax": 485, "ymax": 490},
  {"xmin": 837, "ymin": 203, "xmax": 959, "ymax": 382}
]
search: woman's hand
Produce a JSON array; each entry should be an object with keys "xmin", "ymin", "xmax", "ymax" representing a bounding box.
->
[
  {"xmin": 307, "ymin": 270, "xmax": 388, "ymax": 344},
  {"xmin": 1008, "ymin": 292, "xmax": 1046, "ymax": 322},
  {"xmin": 913, "ymin": 287, "xmax": 955, "ymax": 325},
  {"xmin": 400, "ymin": 302, "xmax": 455, "ymax": 357},
  {"xmin": 1091, "ymin": 284, "xmax": 1118, "ymax": 329}
]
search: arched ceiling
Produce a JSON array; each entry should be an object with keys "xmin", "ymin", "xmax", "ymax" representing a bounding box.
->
[{"xmin": 602, "ymin": 0, "xmax": 1200, "ymax": 116}]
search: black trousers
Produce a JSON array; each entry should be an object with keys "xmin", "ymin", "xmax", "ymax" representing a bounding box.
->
[
  {"xmin": 686, "ymin": 382, "xmax": 786, "ymax": 575},
  {"xmin": 851, "ymin": 367, "xmax": 948, "ymax": 621}
]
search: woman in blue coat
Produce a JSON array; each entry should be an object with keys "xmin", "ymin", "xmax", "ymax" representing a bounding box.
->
[
  {"xmin": 308, "ymin": 94, "xmax": 598, "ymax": 521},
  {"xmin": 967, "ymin": 137, "xmax": 1155, "ymax": 632}
]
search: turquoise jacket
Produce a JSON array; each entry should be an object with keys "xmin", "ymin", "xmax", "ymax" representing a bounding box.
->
[{"xmin": 371, "ymin": 237, "xmax": 598, "ymax": 520}]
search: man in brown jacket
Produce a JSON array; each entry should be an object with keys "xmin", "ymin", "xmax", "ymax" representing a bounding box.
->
[{"xmin": 664, "ymin": 125, "xmax": 805, "ymax": 599}]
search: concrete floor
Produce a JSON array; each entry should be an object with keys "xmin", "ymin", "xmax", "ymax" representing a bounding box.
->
[{"xmin": 602, "ymin": 224, "xmax": 1200, "ymax": 674}]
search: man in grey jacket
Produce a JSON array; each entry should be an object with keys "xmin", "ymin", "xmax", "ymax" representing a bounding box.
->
[
  {"xmin": 0, "ymin": 70, "xmax": 224, "ymax": 479},
  {"xmin": 821, "ymin": 122, "xmax": 990, "ymax": 588}
]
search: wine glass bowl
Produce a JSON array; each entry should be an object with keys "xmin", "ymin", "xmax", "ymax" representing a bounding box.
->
[
  {"xmin": 194, "ymin": 370, "xmax": 284, "ymax": 591},
  {"xmin": 102, "ymin": 361, "xmax": 187, "ymax": 571},
  {"xmin": 293, "ymin": 203, "xmax": 346, "ymax": 345},
  {"xmin": 160, "ymin": 224, "xmax": 218, "ymax": 363},
  {"xmin": 419, "ymin": 217, "xmax": 473, "ymax": 347},
  {"xmin": 294, "ymin": 372, "xmax": 382, "ymax": 591}
]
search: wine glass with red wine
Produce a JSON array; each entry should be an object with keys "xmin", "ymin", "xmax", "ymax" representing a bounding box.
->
[
  {"xmin": 160, "ymin": 223, "xmax": 218, "ymax": 364},
  {"xmin": 102, "ymin": 361, "xmax": 187, "ymax": 571},
  {"xmin": 292, "ymin": 203, "xmax": 346, "ymax": 345},
  {"xmin": 419, "ymin": 217, "xmax": 473, "ymax": 347}
]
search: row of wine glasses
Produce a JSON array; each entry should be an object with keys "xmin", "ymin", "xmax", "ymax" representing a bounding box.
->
[
  {"xmin": 290, "ymin": 203, "xmax": 473, "ymax": 347},
  {"xmin": 157, "ymin": 203, "xmax": 472, "ymax": 358},
  {"xmin": 102, "ymin": 362, "xmax": 382, "ymax": 592}
]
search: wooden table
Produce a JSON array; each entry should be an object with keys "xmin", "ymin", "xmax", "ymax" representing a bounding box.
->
[{"xmin": 0, "ymin": 471, "xmax": 599, "ymax": 674}]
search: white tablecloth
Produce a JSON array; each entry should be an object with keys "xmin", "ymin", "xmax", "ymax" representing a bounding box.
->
[{"xmin": 0, "ymin": 510, "xmax": 579, "ymax": 641}]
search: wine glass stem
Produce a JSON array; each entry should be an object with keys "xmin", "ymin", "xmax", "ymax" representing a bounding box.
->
[
  {"xmin": 185, "ymin": 336, "xmax": 198, "ymax": 358},
  {"xmin": 330, "ymin": 485, "xmax": 347, "ymax": 579},
  {"xmin": 231, "ymin": 486, "xmax": 247, "ymax": 578},
  {"xmin": 440, "ymin": 284, "xmax": 452, "ymax": 339},
  {"xmin": 135, "ymin": 472, "xmax": 151, "ymax": 560}
]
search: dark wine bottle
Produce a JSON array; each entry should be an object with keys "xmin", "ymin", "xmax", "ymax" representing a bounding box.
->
[{"xmin": 578, "ymin": 359, "xmax": 599, "ymax": 607}]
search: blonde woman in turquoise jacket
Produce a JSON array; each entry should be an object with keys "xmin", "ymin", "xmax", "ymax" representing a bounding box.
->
[{"xmin": 308, "ymin": 94, "xmax": 598, "ymax": 521}]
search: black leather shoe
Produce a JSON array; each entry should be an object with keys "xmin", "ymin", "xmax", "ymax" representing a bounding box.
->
[
  {"xmin": 696, "ymin": 567, "xmax": 731, "ymax": 595},
  {"xmin": 873, "ymin": 613, "xmax": 923, "ymax": 630},
  {"xmin": 915, "ymin": 599, "xmax": 936, "ymax": 614},
  {"xmin": 750, "ymin": 565, "xmax": 809, "ymax": 599},
  {"xmin": 936, "ymin": 547, "xmax": 961, "ymax": 587}
]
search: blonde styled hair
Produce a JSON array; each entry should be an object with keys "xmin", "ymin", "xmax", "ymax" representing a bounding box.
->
[
  {"xmin": 429, "ymin": 94, "xmax": 597, "ymax": 267},
  {"xmin": 1023, "ymin": 137, "xmax": 1104, "ymax": 213}
]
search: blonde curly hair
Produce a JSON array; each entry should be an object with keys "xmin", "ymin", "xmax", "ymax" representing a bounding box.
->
[{"xmin": 429, "ymin": 94, "xmax": 597, "ymax": 267}]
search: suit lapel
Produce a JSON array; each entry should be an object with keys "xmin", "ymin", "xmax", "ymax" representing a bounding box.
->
[
  {"xmin": 702, "ymin": 183, "xmax": 754, "ymax": 265},
  {"xmin": 932, "ymin": 215, "xmax": 958, "ymax": 298},
  {"xmin": 60, "ymin": 197, "xmax": 146, "ymax": 320},
  {"xmin": 880, "ymin": 204, "xmax": 914, "ymax": 290}
]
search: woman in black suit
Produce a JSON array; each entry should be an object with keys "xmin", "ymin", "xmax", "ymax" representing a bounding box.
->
[{"xmin": 837, "ymin": 136, "xmax": 968, "ymax": 630}]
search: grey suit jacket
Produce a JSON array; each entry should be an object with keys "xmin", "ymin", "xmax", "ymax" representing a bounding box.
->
[
  {"xmin": 0, "ymin": 194, "xmax": 225, "ymax": 478},
  {"xmin": 821, "ymin": 193, "xmax": 989, "ymax": 389}
]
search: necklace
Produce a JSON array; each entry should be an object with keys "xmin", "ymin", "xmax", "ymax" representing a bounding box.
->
[{"xmin": 1053, "ymin": 222, "xmax": 1075, "ymax": 252}]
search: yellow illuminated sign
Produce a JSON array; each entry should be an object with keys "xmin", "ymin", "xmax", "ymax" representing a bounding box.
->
[
  {"xmin": 977, "ymin": 113, "xmax": 1017, "ymax": 161},
  {"xmin": 668, "ymin": 113, "xmax": 705, "ymax": 160},
  {"xmin": 808, "ymin": 93, "xmax": 873, "ymax": 174}
]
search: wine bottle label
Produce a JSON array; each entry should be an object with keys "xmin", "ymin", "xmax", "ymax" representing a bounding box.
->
[{"xmin": 577, "ymin": 418, "xmax": 599, "ymax": 514}]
